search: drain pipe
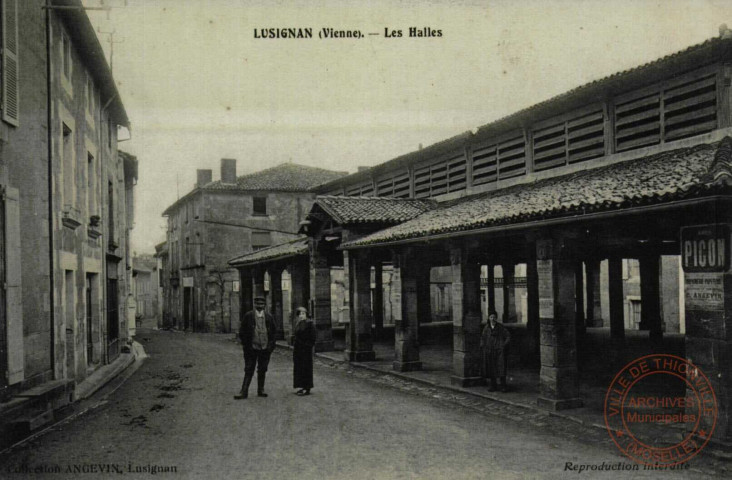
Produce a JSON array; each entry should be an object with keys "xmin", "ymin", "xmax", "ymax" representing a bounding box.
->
[{"xmin": 45, "ymin": 0, "xmax": 56, "ymax": 378}]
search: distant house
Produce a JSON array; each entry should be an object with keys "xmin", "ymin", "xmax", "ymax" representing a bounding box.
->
[
  {"xmin": 132, "ymin": 255, "xmax": 158, "ymax": 320},
  {"xmin": 161, "ymin": 161, "xmax": 347, "ymax": 333}
]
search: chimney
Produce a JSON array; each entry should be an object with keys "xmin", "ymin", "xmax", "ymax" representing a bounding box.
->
[
  {"xmin": 221, "ymin": 158, "xmax": 237, "ymax": 184},
  {"xmin": 720, "ymin": 24, "xmax": 732, "ymax": 39},
  {"xmin": 196, "ymin": 169, "xmax": 212, "ymax": 188}
]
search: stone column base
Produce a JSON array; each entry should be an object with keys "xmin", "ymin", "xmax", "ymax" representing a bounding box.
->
[
  {"xmin": 537, "ymin": 396, "xmax": 583, "ymax": 411},
  {"xmin": 394, "ymin": 361, "xmax": 423, "ymax": 372},
  {"xmin": 450, "ymin": 375, "xmax": 483, "ymax": 387},
  {"xmin": 346, "ymin": 350, "xmax": 376, "ymax": 362},
  {"xmin": 314, "ymin": 341, "xmax": 335, "ymax": 353}
]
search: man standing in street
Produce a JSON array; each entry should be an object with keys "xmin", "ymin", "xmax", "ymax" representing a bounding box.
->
[{"xmin": 235, "ymin": 296, "xmax": 276, "ymax": 399}]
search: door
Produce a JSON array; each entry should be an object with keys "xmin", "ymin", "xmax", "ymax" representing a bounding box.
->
[
  {"xmin": 107, "ymin": 278, "xmax": 119, "ymax": 360},
  {"xmin": 183, "ymin": 286, "xmax": 194, "ymax": 331}
]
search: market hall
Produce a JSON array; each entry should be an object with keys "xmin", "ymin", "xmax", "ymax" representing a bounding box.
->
[{"xmin": 229, "ymin": 32, "xmax": 732, "ymax": 443}]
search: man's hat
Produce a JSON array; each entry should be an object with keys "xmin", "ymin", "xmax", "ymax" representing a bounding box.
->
[{"xmin": 254, "ymin": 296, "xmax": 266, "ymax": 304}]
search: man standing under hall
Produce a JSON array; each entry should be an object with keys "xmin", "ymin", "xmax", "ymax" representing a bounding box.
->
[
  {"xmin": 235, "ymin": 296, "xmax": 276, "ymax": 399},
  {"xmin": 481, "ymin": 310, "xmax": 511, "ymax": 392}
]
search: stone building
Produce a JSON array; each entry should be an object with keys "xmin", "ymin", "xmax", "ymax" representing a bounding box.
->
[
  {"xmin": 231, "ymin": 31, "xmax": 732, "ymax": 443},
  {"xmin": 0, "ymin": 0, "xmax": 135, "ymax": 438},
  {"xmin": 132, "ymin": 255, "xmax": 157, "ymax": 320},
  {"xmin": 161, "ymin": 161, "xmax": 346, "ymax": 333}
]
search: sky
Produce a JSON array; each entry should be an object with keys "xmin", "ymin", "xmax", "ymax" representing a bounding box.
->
[{"xmin": 80, "ymin": 0, "xmax": 731, "ymax": 254}]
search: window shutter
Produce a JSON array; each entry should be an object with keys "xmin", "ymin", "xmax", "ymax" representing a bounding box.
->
[
  {"xmin": 2, "ymin": 0, "xmax": 19, "ymax": 126},
  {"xmin": 5, "ymin": 186, "xmax": 23, "ymax": 384}
]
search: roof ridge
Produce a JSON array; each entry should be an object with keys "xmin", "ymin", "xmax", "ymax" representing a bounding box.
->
[{"xmin": 228, "ymin": 236, "xmax": 307, "ymax": 263}]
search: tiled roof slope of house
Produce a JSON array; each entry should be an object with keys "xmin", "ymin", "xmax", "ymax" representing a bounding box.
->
[
  {"xmin": 315, "ymin": 35, "xmax": 732, "ymax": 192},
  {"xmin": 163, "ymin": 163, "xmax": 348, "ymax": 215},
  {"xmin": 342, "ymin": 137, "xmax": 732, "ymax": 248},
  {"xmin": 315, "ymin": 196, "xmax": 437, "ymax": 225},
  {"xmin": 229, "ymin": 237, "xmax": 308, "ymax": 267},
  {"xmin": 206, "ymin": 163, "xmax": 348, "ymax": 192}
]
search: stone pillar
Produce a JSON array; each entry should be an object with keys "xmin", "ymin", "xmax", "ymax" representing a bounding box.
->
[
  {"xmin": 341, "ymin": 251, "xmax": 350, "ymax": 324},
  {"xmin": 417, "ymin": 264, "xmax": 431, "ymax": 324},
  {"xmin": 269, "ymin": 268, "xmax": 284, "ymax": 340},
  {"xmin": 639, "ymin": 252, "xmax": 663, "ymax": 342},
  {"xmin": 309, "ymin": 239, "xmax": 334, "ymax": 352},
  {"xmin": 373, "ymin": 262, "xmax": 384, "ymax": 340},
  {"xmin": 392, "ymin": 248, "xmax": 422, "ymax": 372},
  {"xmin": 502, "ymin": 262, "xmax": 516, "ymax": 323},
  {"xmin": 486, "ymin": 264, "xmax": 496, "ymax": 313},
  {"xmin": 575, "ymin": 262, "xmax": 586, "ymax": 337},
  {"xmin": 607, "ymin": 257, "xmax": 625, "ymax": 343},
  {"xmin": 252, "ymin": 267, "xmax": 265, "ymax": 299},
  {"xmin": 682, "ymin": 224, "xmax": 732, "ymax": 441},
  {"xmin": 526, "ymin": 242, "xmax": 540, "ymax": 363},
  {"xmin": 536, "ymin": 237, "xmax": 583, "ymax": 410},
  {"xmin": 450, "ymin": 245, "xmax": 482, "ymax": 386},
  {"xmin": 288, "ymin": 259, "xmax": 309, "ymax": 345},
  {"xmin": 585, "ymin": 259, "xmax": 603, "ymax": 327},
  {"xmin": 346, "ymin": 250, "xmax": 376, "ymax": 361},
  {"xmin": 239, "ymin": 268, "xmax": 253, "ymax": 326}
]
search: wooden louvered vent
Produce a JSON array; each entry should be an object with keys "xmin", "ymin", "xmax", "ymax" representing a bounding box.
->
[
  {"xmin": 663, "ymin": 73, "xmax": 717, "ymax": 142},
  {"xmin": 471, "ymin": 144, "xmax": 498, "ymax": 187},
  {"xmin": 392, "ymin": 171, "xmax": 410, "ymax": 198},
  {"xmin": 447, "ymin": 154, "xmax": 466, "ymax": 193},
  {"xmin": 533, "ymin": 108, "xmax": 605, "ymax": 171},
  {"xmin": 497, "ymin": 135, "xmax": 526, "ymax": 179},
  {"xmin": 346, "ymin": 181, "xmax": 373, "ymax": 197},
  {"xmin": 376, "ymin": 170, "xmax": 410, "ymax": 198},
  {"xmin": 376, "ymin": 176, "xmax": 394, "ymax": 197},
  {"xmin": 413, "ymin": 153, "xmax": 467, "ymax": 198},
  {"xmin": 614, "ymin": 69, "xmax": 717, "ymax": 152},
  {"xmin": 414, "ymin": 163, "xmax": 431, "ymax": 199}
]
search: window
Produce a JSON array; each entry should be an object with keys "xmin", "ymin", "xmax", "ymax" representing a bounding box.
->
[
  {"xmin": 251, "ymin": 231, "xmax": 271, "ymax": 251},
  {"xmin": 253, "ymin": 196, "xmax": 267, "ymax": 216},
  {"xmin": 1, "ymin": 0, "xmax": 19, "ymax": 126}
]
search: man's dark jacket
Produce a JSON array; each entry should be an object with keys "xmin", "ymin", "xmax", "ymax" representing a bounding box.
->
[{"xmin": 239, "ymin": 310, "xmax": 277, "ymax": 353}]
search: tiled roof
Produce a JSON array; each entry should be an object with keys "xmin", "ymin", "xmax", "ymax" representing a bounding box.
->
[
  {"xmin": 163, "ymin": 163, "xmax": 348, "ymax": 215},
  {"xmin": 228, "ymin": 237, "xmax": 308, "ymax": 267},
  {"xmin": 314, "ymin": 196, "xmax": 437, "ymax": 225},
  {"xmin": 206, "ymin": 163, "xmax": 348, "ymax": 192},
  {"xmin": 343, "ymin": 138, "xmax": 732, "ymax": 248},
  {"xmin": 316, "ymin": 36, "xmax": 732, "ymax": 193}
]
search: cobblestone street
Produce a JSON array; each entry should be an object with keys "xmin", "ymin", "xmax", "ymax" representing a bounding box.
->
[{"xmin": 0, "ymin": 325, "xmax": 727, "ymax": 479}]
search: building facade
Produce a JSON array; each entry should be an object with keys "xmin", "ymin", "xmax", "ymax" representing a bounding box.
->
[
  {"xmin": 161, "ymin": 161, "xmax": 346, "ymax": 334},
  {"xmin": 0, "ymin": 0, "xmax": 134, "ymax": 439}
]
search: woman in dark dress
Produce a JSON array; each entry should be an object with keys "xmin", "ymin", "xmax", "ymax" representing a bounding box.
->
[{"xmin": 293, "ymin": 307, "xmax": 316, "ymax": 396}]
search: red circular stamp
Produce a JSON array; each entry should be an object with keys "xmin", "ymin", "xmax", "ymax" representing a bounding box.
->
[{"xmin": 604, "ymin": 354, "xmax": 717, "ymax": 467}]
